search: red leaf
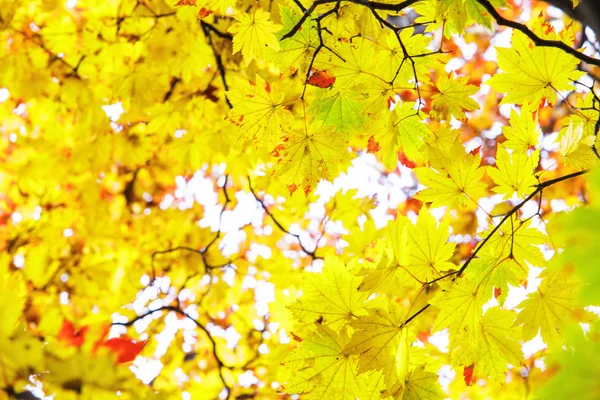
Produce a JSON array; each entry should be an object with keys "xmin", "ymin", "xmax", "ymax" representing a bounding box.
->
[
  {"xmin": 494, "ymin": 287, "xmax": 501, "ymax": 299},
  {"xmin": 175, "ymin": 0, "xmax": 196, "ymax": 5},
  {"xmin": 58, "ymin": 319, "xmax": 88, "ymax": 348},
  {"xmin": 265, "ymin": 81, "xmax": 271, "ymax": 93},
  {"xmin": 366, "ymin": 136, "xmax": 381, "ymax": 153},
  {"xmin": 101, "ymin": 336, "xmax": 147, "ymax": 364},
  {"xmin": 307, "ymin": 69, "xmax": 336, "ymax": 89},
  {"xmin": 464, "ymin": 363, "xmax": 476, "ymax": 386},
  {"xmin": 197, "ymin": 7, "xmax": 212, "ymax": 18}
]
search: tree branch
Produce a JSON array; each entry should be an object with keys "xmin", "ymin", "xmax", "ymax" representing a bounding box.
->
[
  {"xmin": 402, "ymin": 169, "xmax": 590, "ymax": 327},
  {"xmin": 476, "ymin": 0, "xmax": 600, "ymax": 68},
  {"xmin": 247, "ymin": 177, "xmax": 322, "ymax": 260},
  {"xmin": 114, "ymin": 305, "xmax": 231, "ymax": 396}
]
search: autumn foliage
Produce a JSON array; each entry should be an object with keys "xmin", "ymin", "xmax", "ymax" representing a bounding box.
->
[{"xmin": 1, "ymin": 0, "xmax": 600, "ymax": 399}]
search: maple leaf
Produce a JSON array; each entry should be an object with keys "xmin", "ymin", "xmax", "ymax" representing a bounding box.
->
[
  {"xmin": 430, "ymin": 73, "xmax": 479, "ymax": 121},
  {"xmin": 271, "ymin": 125, "xmax": 350, "ymax": 195},
  {"xmin": 516, "ymin": 270, "xmax": 581, "ymax": 348},
  {"xmin": 474, "ymin": 308, "xmax": 522, "ymax": 380},
  {"xmin": 369, "ymin": 102, "xmax": 431, "ymax": 169},
  {"xmin": 559, "ymin": 122, "xmax": 597, "ymax": 169},
  {"xmin": 486, "ymin": 29, "xmax": 585, "ymax": 108},
  {"xmin": 394, "ymin": 365, "xmax": 445, "ymax": 400},
  {"xmin": 345, "ymin": 302, "xmax": 412, "ymax": 388},
  {"xmin": 414, "ymin": 143, "xmax": 488, "ymax": 209},
  {"xmin": 394, "ymin": 102, "xmax": 432, "ymax": 162},
  {"xmin": 358, "ymin": 219, "xmax": 416, "ymax": 293},
  {"xmin": 488, "ymin": 144, "xmax": 539, "ymax": 199},
  {"xmin": 502, "ymin": 104, "xmax": 541, "ymax": 154},
  {"xmin": 228, "ymin": 9, "xmax": 282, "ymax": 66},
  {"xmin": 358, "ymin": 256, "xmax": 416, "ymax": 294},
  {"xmin": 319, "ymin": 37, "xmax": 378, "ymax": 87},
  {"xmin": 406, "ymin": 207, "xmax": 456, "ymax": 282},
  {"xmin": 282, "ymin": 323, "xmax": 382, "ymax": 399},
  {"xmin": 288, "ymin": 257, "xmax": 369, "ymax": 330},
  {"xmin": 307, "ymin": 69, "xmax": 337, "ymax": 88},
  {"xmin": 308, "ymin": 89, "xmax": 368, "ymax": 132},
  {"xmin": 226, "ymin": 76, "xmax": 292, "ymax": 146},
  {"xmin": 452, "ymin": 306, "xmax": 522, "ymax": 380},
  {"xmin": 468, "ymin": 248, "xmax": 527, "ymax": 304},
  {"xmin": 562, "ymin": 91, "xmax": 600, "ymax": 138},
  {"xmin": 430, "ymin": 278, "xmax": 483, "ymax": 345}
]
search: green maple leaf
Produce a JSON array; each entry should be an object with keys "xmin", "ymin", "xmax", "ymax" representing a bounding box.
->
[{"xmin": 308, "ymin": 89, "xmax": 369, "ymax": 132}]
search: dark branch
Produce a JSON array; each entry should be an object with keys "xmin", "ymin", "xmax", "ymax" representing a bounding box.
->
[
  {"xmin": 402, "ymin": 169, "xmax": 590, "ymax": 328},
  {"xmin": 114, "ymin": 305, "xmax": 231, "ymax": 395},
  {"xmin": 247, "ymin": 177, "xmax": 322, "ymax": 260},
  {"xmin": 456, "ymin": 169, "xmax": 588, "ymax": 277},
  {"xmin": 281, "ymin": 0, "xmax": 420, "ymax": 40},
  {"xmin": 476, "ymin": 0, "xmax": 600, "ymax": 68},
  {"xmin": 200, "ymin": 21, "xmax": 233, "ymax": 108}
]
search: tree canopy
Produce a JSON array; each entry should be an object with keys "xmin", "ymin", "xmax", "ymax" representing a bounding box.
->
[{"xmin": 1, "ymin": 0, "xmax": 600, "ymax": 399}]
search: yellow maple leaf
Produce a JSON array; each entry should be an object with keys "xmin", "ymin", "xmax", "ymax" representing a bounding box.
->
[
  {"xmin": 228, "ymin": 9, "xmax": 282, "ymax": 66},
  {"xmin": 406, "ymin": 207, "xmax": 456, "ymax": 282},
  {"xmin": 345, "ymin": 302, "xmax": 412, "ymax": 388},
  {"xmin": 468, "ymin": 248, "xmax": 527, "ymax": 304},
  {"xmin": 486, "ymin": 29, "xmax": 585, "ymax": 108},
  {"xmin": 559, "ymin": 122, "xmax": 598, "ymax": 170},
  {"xmin": 516, "ymin": 270, "xmax": 581, "ymax": 348},
  {"xmin": 475, "ymin": 308, "xmax": 522, "ymax": 380},
  {"xmin": 358, "ymin": 219, "xmax": 417, "ymax": 293},
  {"xmin": 452, "ymin": 307, "xmax": 522, "ymax": 380},
  {"xmin": 414, "ymin": 143, "xmax": 487, "ymax": 210},
  {"xmin": 226, "ymin": 76, "xmax": 292, "ymax": 146},
  {"xmin": 288, "ymin": 257, "xmax": 369, "ymax": 330},
  {"xmin": 430, "ymin": 278, "xmax": 483, "ymax": 345},
  {"xmin": 502, "ymin": 104, "xmax": 541, "ymax": 154},
  {"xmin": 431, "ymin": 73, "xmax": 479, "ymax": 121},
  {"xmin": 282, "ymin": 323, "xmax": 383, "ymax": 399},
  {"xmin": 271, "ymin": 124, "xmax": 350, "ymax": 196},
  {"xmin": 393, "ymin": 365, "xmax": 445, "ymax": 400},
  {"xmin": 488, "ymin": 144, "xmax": 539, "ymax": 199}
]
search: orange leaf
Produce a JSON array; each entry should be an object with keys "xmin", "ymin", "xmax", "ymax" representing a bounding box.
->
[
  {"xmin": 307, "ymin": 69, "xmax": 336, "ymax": 89},
  {"xmin": 366, "ymin": 136, "xmax": 381, "ymax": 153},
  {"xmin": 398, "ymin": 152, "xmax": 416, "ymax": 168}
]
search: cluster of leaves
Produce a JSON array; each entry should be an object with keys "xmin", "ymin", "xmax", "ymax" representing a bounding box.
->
[{"xmin": 1, "ymin": 0, "xmax": 600, "ymax": 399}]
